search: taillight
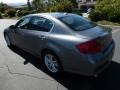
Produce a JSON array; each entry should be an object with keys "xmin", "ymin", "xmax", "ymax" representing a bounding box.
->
[{"xmin": 76, "ymin": 40, "xmax": 103, "ymax": 54}]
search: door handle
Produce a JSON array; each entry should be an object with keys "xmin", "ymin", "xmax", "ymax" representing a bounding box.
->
[{"xmin": 40, "ymin": 35, "xmax": 46, "ymax": 40}]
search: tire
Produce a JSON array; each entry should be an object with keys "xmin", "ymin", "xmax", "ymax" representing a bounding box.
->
[
  {"xmin": 4, "ymin": 34, "xmax": 12, "ymax": 47},
  {"xmin": 42, "ymin": 51, "xmax": 63, "ymax": 75}
]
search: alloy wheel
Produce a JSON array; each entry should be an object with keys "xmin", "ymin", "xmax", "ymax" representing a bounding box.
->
[{"xmin": 44, "ymin": 54, "xmax": 59, "ymax": 73}]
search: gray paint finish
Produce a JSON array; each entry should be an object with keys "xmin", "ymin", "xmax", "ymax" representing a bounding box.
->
[{"xmin": 4, "ymin": 13, "xmax": 115, "ymax": 76}]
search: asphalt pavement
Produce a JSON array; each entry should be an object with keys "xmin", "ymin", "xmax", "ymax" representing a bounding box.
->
[{"xmin": 0, "ymin": 19, "xmax": 120, "ymax": 90}]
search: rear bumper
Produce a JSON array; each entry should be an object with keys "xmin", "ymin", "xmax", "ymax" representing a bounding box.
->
[
  {"xmin": 93, "ymin": 40, "xmax": 115, "ymax": 75},
  {"xmin": 64, "ymin": 40, "xmax": 115, "ymax": 76}
]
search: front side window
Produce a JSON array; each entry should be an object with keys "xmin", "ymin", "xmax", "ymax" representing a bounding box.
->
[
  {"xmin": 16, "ymin": 17, "xmax": 31, "ymax": 29},
  {"xmin": 58, "ymin": 15, "xmax": 97, "ymax": 31},
  {"xmin": 29, "ymin": 16, "xmax": 53, "ymax": 32}
]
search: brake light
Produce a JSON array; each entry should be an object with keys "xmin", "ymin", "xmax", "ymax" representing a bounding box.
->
[{"xmin": 76, "ymin": 40, "xmax": 103, "ymax": 54}]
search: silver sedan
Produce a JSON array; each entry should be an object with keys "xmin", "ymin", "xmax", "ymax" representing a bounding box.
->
[{"xmin": 4, "ymin": 13, "xmax": 115, "ymax": 76}]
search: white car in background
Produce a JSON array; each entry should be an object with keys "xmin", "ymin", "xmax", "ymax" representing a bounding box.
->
[{"xmin": 82, "ymin": 13, "xmax": 89, "ymax": 18}]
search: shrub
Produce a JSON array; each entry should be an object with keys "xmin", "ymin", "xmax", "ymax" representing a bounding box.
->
[
  {"xmin": 92, "ymin": 0, "xmax": 120, "ymax": 22},
  {"xmin": 56, "ymin": 1, "xmax": 73, "ymax": 12},
  {"xmin": 73, "ymin": 10, "xmax": 82, "ymax": 16},
  {"xmin": 47, "ymin": 6, "xmax": 56, "ymax": 12},
  {"xmin": 1, "ymin": 13, "xmax": 8, "ymax": 17},
  {"xmin": 6, "ymin": 9, "xmax": 16, "ymax": 17},
  {"xmin": 89, "ymin": 11, "xmax": 101, "ymax": 22},
  {"xmin": 56, "ymin": 1, "xmax": 72, "ymax": 12},
  {"xmin": 17, "ymin": 10, "xmax": 30, "ymax": 17},
  {"xmin": 0, "ymin": 7, "xmax": 6, "ymax": 13},
  {"xmin": 0, "ymin": 12, "xmax": 2, "ymax": 18}
]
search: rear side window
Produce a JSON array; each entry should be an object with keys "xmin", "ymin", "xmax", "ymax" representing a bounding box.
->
[
  {"xmin": 58, "ymin": 15, "xmax": 97, "ymax": 31},
  {"xmin": 29, "ymin": 16, "xmax": 53, "ymax": 32}
]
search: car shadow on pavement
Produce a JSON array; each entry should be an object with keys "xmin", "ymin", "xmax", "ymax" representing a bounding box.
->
[{"xmin": 9, "ymin": 46, "xmax": 120, "ymax": 90}]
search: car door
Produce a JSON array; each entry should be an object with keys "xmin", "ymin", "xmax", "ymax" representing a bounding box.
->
[
  {"xmin": 11, "ymin": 17, "xmax": 31, "ymax": 49},
  {"xmin": 18, "ymin": 16, "xmax": 53, "ymax": 54}
]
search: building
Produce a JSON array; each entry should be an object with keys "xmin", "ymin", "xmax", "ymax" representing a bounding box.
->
[{"xmin": 76, "ymin": 0, "xmax": 97, "ymax": 12}]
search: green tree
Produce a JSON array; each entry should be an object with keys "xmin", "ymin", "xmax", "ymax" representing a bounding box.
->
[
  {"xmin": 90, "ymin": 0, "xmax": 120, "ymax": 22},
  {"xmin": 31, "ymin": 0, "xmax": 78, "ymax": 12},
  {"xmin": 27, "ymin": 0, "xmax": 32, "ymax": 11},
  {"xmin": 69, "ymin": 0, "xmax": 77, "ymax": 8},
  {"xmin": 6, "ymin": 9, "xmax": 16, "ymax": 17},
  {"xmin": 0, "ymin": 2, "xmax": 8, "ymax": 13},
  {"xmin": 32, "ymin": 0, "xmax": 42, "ymax": 11},
  {"xmin": 49, "ymin": 0, "xmax": 73, "ymax": 12}
]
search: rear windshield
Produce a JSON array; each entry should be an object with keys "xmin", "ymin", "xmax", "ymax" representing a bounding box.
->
[{"xmin": 58, "ymin": 15, "xmax": 97, "ymax": 31}]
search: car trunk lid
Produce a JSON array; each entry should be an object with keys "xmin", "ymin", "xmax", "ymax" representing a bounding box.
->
[{"xmin": 75, "ymin": 26, "xmax": 112, "ymax": 52}]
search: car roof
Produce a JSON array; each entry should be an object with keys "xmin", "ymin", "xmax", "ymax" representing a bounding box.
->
[{"xmin": 28, "ymin": 12, "xmax": 75, "ymax": 18}]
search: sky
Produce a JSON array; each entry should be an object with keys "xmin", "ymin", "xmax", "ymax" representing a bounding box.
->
[{"xmin": 0, "ymin": 0, "xmax": 32, "ymax": 3}]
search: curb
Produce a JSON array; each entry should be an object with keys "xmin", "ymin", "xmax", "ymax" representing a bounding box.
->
[{"xmin": 99, "ymin": 24, "xmax": 120, "ymax": 28}]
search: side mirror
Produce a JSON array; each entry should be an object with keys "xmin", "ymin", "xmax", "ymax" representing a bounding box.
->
[{"xmin": 9, "ymin": 25, "xmax": 15, "ymax": 29}]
